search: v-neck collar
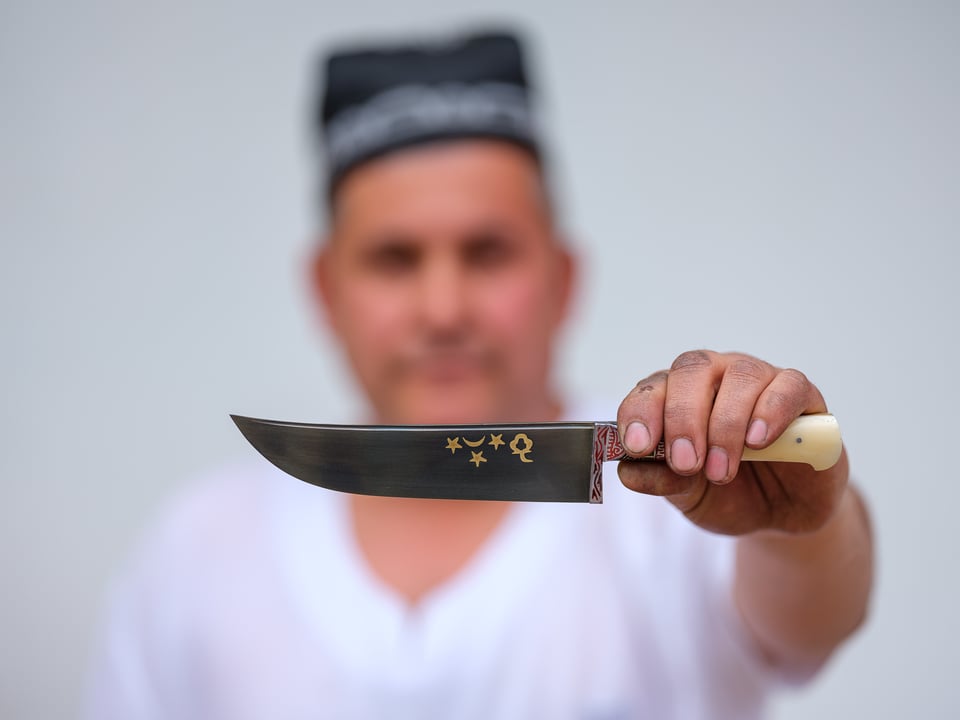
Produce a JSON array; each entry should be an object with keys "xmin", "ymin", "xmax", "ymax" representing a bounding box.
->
[{"xmin": 268, "ymin": 469, "xmax": 576, "ymax": 682}]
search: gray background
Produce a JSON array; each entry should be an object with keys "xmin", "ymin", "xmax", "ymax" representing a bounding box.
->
[{"xmin": 3, "ymin": 0, "xmax": 958, "ymax": 717}]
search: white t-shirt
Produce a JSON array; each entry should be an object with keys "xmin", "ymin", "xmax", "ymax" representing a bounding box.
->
[{"xmin": 86, "ymin": 456, "xmax": 788, "ymax": 719}]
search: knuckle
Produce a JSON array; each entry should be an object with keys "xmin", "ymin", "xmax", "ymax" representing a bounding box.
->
[
  {"xmin": 758, "ymin": 369, "xmax": 812, "ymax": 414},
  {"xmin": 663, "ymin": 401, "xmax": 695, "ymax": 426},
  {"xmin": 709, "ymin": 409, "xmax": 742, "ymax": 438},
  {"xmin": 726, "ymin": 357, "xmax": 769, "ymax": 385},
  {"xmin": 670, "ymin": 350, "xmax": 713, "ymax": 373},
  {"xmin": 632, "ymin": 371, "xmax": 668, "ymax": 396},
  {"xmin": 780, "ymin": 367, "xmax": 811, "ymax": 391},
  {"xmin": 764, "ymin": 389, "xmax": 792, "ymax": 411},
  {"xmin": 619, "ymin": 371, "xmax": 668, "ymax": 424},
  {"xmin": 776, "ymin": 368, "xmax": 813, "ymax": 407}
]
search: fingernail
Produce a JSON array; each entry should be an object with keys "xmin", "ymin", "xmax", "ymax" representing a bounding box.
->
[
  {"xmin": 624, "ymin": 422, "xmax": 651, "ymax": 454},
  {"xmin": 746, "ymin": 419, "xmax": 768, "ymax": 446},
  {"xmin": 706, "ymin": 447, "xmax": 729, "ymax": 483},
  {"xmin": 670, "ymin": 437, "xmax": 698, "ymax": 473}
]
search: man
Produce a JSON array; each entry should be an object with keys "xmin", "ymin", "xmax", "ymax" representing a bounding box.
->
[{"xmin": 87, "ymin": 30, "xmax": 872, "ymax": 719}]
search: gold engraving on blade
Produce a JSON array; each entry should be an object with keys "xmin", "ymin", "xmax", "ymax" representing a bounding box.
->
[
  {"xmin": 509, "ymin": 433, "xmax": 534, "ymax": 463},
  {"xmin": 442, "ymin": 434, "xmax": 532, "ymax": 465}
]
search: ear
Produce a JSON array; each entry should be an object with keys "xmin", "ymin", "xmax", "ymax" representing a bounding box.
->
[
  {"xmin": 309, "ymin": 236, "xmax": 341, "ymax": 336},
  {"xmin": 550, "ymin": 238, "xmax": 578, "ymax": 330}
]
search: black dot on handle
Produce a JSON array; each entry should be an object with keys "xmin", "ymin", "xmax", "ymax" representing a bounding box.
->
[{"xmin": 795, "ymin": 437, "xmax": 803, "ymax": 443}]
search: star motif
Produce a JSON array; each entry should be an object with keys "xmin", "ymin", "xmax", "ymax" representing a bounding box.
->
[
  {"xmin": 469, "ymin": 450, "xmax": 487, "ymax": 467},
  {"xmin": 445, "ymin": 437, "xmax": 462, "ymax": 454},
  {"xmin": 488, "ymin": 433, "xmax": 504, "ymax": 450}
]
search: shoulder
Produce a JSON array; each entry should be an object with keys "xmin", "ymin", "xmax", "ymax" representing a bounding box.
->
[
  {"xmin": 112, "ymin": 461, "xmax": 302, "ymax": 605},
  {"xmin": 142, "ymin": 463, "xmax": 274, "ymax": 552}
]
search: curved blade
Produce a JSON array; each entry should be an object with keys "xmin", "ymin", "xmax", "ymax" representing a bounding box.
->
[{"xmin": 231, "ymin": 415, "xmax": 600, "ymax": 502}]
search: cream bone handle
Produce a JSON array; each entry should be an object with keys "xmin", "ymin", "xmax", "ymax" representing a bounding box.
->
[{"xmin": 598, "ymin": 413, "xmax": 843, "ymax": 471}]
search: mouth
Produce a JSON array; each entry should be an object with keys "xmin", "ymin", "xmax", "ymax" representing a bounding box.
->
[{"xmin": 406, "ymin": 351, "xmax": 492, "ymax": 383}]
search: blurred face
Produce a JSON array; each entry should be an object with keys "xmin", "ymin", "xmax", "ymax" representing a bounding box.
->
[{"xmin": 314, "ymin": 140, "xmax": 575, "ymax": 425}]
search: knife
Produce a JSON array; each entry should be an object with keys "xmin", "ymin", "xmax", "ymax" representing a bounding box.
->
[{"xmin": 230, "ymin": 413, "xmax": 842, "ymax": 503}]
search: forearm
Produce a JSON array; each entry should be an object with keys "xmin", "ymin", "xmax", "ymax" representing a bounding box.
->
[{"xmin": 734, "ymin": 460, "xmax": 874, "ymax": 674}]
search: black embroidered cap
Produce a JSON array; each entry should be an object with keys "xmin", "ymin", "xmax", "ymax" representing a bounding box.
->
[{"xmin": 317, "ymin": 31, "xmax": 541, "ymax": 195}]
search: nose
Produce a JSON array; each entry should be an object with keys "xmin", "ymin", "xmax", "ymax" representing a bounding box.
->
[{"xmin": 417, "ymin": 254, "xmax": 468, "ymax": 333}]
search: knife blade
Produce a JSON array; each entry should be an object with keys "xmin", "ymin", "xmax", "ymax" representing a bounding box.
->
[{"xmin": 230, "ymin": 413, "xmax": 842, "ymax": 503}]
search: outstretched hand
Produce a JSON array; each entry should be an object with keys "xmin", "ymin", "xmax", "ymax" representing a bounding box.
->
[{"xmin": 616, "ymin": 350, "xmax": 849, "ymax": 536}]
